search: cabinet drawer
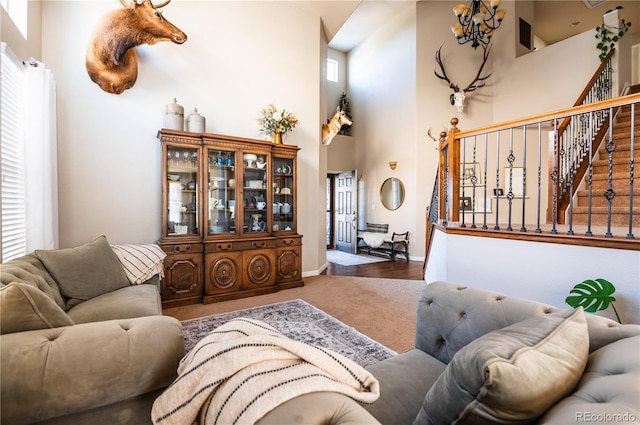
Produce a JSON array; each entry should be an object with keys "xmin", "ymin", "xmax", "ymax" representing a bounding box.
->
[
  {"xmin": 206, "ymin": 239, "xmax": 275, "ymax": 252},
  {"xmin": 275, "ymin": 236, "xmax": 301, "ymax": 247},
  {"xmin": 161, "ymin": 242, "xmax": 204, "ymax": 255}
]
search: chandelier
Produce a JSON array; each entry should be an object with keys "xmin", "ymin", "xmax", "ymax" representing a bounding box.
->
[{"xmin": 451, "ymin": 0, "xmax": 507, "ymax": 49}]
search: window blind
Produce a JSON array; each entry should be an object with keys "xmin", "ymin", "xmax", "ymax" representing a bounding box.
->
[{"xmin": 1, "ymin": 42, "xmax": 26, "ymax": 262}]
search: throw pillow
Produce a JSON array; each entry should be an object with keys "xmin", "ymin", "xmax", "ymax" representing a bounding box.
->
[
  {"xmin": 35, "ymin": 235, "xmax": 130, "ymax": 309},
  {"xmin": 414, "ymin": 308, "xmax": 589, "ymax": 425},
  {"xmin": 0, "ymin": 282, "xmax": 74, "ymax": 334}
]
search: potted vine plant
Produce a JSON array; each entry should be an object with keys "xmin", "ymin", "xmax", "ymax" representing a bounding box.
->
[
  {"xmin": 337, "ymin": 92, "xmax": 352, "ymax": 136},
  {"xmin": 595, "ymin": 6, "xmax": 632, "ymax": 62},
  {"xmin": 566, "ymin": 278, "xmax": 621, "ymax": 323}
]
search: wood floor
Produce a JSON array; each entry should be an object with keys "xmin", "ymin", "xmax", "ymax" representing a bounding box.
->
[{"xmin": 323, "ymin": 254, "xmax": 424, "ymax": 280}]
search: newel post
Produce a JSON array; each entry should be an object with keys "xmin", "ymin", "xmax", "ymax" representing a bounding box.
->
[{"xmin": 439, "ymin": 118, "xmax": 461, "ymax": 224}]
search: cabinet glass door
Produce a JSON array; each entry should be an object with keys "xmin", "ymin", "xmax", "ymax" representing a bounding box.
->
[
  {"xmin": 242, "ymin": 152, "xmax": 268, "ymax": 234},
  {"xmin": 207, "ymin": 149, "xmax": 236, "ymax": 235},
  {"xmin": 272, "ymin": 157, "xmax": 295, "ymax": 232},
  {"xmin": 166, "ymin": 146, "xmax": 199, "ymax": 236}
]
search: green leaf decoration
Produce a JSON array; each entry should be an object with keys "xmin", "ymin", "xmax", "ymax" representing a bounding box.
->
[{"xmin": 566, "ymin": 278, "xmax": 616, "ymax": 313}]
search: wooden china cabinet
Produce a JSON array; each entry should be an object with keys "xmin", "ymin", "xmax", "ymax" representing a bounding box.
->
[{"xmin": 157, "ymin": 129, "xmax": 303, "ymax": 307}]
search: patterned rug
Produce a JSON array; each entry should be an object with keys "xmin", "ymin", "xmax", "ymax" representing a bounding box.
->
[
  {"xmin": 327, "ymin": 249, "xmax": 389, "ymax": 266},
  {"xmin": 181, "ymin": 299, "xmax": 396, "ymax": 367}
]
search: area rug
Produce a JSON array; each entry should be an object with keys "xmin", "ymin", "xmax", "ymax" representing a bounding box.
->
[
  {"xmin": 181, "ymin": 299, "xmax": 396, "ymax": 367},
  {"xmin": 327, "ymin": 249, "xmax": 389, "ymax": 266}
]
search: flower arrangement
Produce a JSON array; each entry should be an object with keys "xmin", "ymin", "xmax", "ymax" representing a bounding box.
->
[{"xmin": 257, "ymin": 103, "xmax": 299, "ymax": 136}]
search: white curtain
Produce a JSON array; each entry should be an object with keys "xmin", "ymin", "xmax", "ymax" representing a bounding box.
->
[{"xmin": 24, "ymin": 58, "xmax": 59, "ymax": 251}]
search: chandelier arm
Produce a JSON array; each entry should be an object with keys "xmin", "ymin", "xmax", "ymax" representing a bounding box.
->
[{"xmin": 453, "ymin": 0, "xmax": 503, "ymax": 49}]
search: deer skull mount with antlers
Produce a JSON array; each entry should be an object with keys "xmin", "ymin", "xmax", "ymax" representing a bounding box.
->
[
  {"xmin": 434, "ymin": 43, "xmax": 492, "ymax": 112},
  {"xmin": 86, "ymin": 0, "xmax": 187, "ymax": 95}
]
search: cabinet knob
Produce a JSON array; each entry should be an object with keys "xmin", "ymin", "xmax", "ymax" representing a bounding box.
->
[
  {"xmin": 282, "ymin": 239, "xmax": 293, "ymax": 245},
  {"xmin": 174, "ymin": 245, "xmax": 191, "ymax": 252},
  {"xmin": 253, "ymin": 241, "xmax": 266, "ymax": 248},
  {"xmin": 217, "ymin": 243, "xmax": 232, "ymax": 250}
]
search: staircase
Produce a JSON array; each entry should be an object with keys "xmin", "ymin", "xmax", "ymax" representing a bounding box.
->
[{"xmin": 573, "ymin": 86, "xmax": 640, "ymax": 228}]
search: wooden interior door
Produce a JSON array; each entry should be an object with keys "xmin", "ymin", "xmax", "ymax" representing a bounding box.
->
[{"xmin": 335, "ymin": 170, "xmax": 357, "ymax": 253}]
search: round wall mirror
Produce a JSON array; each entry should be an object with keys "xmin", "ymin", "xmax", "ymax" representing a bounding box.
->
[{"xmin": 380, "ymin": 177, "xmax": 405, "ymax": 210}]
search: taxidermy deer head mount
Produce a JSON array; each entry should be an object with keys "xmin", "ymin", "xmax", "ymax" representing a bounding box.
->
[
  {"xmin": 434, "ymin": 43, "xmax": 492, "ymax": 112},
  {"xmin": 86, "ymin": 0, "xmax": 187, "ymax": 95},
  {"xmin": 322, "ymin": 107, "xmax": 353, "ymax": 146}
]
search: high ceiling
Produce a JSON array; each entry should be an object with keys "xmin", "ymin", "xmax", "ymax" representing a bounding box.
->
[
  {"xmin": 299, "ymin": 0, "xmax": 639, "ymax": 52},
  {"xmin": 534, "ymin": 0, "xmax": 638, "ymax": 46}
]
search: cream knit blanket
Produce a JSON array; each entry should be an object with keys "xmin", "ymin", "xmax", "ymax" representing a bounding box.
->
[{"xmin": 151, "ymin": 318, "xmax": 380, "ymax": 425}]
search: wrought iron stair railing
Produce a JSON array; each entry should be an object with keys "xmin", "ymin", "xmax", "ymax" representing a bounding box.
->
[
  {"xmin": 432, "ymin": 92, "xmax": 639, "ymax": 252},
  {"xmin": 551, "ymin": 48, "xmax": 617, "ymax": 224}
]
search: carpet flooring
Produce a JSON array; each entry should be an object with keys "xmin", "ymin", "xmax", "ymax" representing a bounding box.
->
[
  {"xmin": 326, "ymin": 250, "xmax": 389, "ymax": 266},
  {"xmin": 181, "ymin": 299, "xmax": 397, "ymax": 367},
  {"xmin": 164, "ymin": 275, "xmax": 427, "ymax": 354}
]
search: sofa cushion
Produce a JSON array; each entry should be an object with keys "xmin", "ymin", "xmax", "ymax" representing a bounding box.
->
[
  {"xmin": 35, "ymin": 235, "xmax": 130, "ymax": 309},
  {"xmin": 0, "ymin": 282, "xmax": 74, "ymax": 334},
  {"xmin": 68, "ymin": 283, "xmax": 162, "ymax": 324},
  {"xmin": 364, "ymin": 349, "xmax": 447, "ymax": 425},
  {"xmin": 537, "ymin": 334, "xmax": 640, "ymax": 424},
  {"xmin": 257, "ymin": 392, "xmax": 382, "ymax": 425},
  {"xmin": 0, "ymin": 253, "xmax": 66, "ymax": 310},
  {"xmin": 414, "ymin": 308, "xmax": 589, "ymax": 425},
  {"xmin": 0, "ymin": 316, "xmax": 184, "ymax": 425}
]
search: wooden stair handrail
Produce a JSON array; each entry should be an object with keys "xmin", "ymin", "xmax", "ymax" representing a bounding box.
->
[
  {"xmin": 440, "ymin": 93, "xmax": 639, "ymax": 229},
  {"xmin": 550, "ymin": 49, "xmax": 616, "ymax": 223},
  {"xmin": 556, "ymin": 48, "xmax": 615, "ymax": 137},
  {"xmin": 453, "ymin": 93, "xmax": 640, "ymax": 139}
]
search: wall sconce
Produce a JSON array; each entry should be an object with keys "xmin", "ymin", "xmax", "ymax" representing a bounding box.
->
[{"xmin": 389, "ymin": 161, "xmax": 397, "ymax": 170}]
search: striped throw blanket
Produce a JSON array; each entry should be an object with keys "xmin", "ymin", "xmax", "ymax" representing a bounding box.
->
[
  {"xmin": 151, "ymin": 318, "xmax": 380, "ymax": 425},
  {"xmin": 111, "ymin": 244, "xmax": 166, "ymax": 284}
]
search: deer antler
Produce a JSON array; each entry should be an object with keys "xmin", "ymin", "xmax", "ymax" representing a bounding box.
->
[
  {"xmin": 461, "ymin": 44, "xmax": 492, "ymax": 93},
  {"xmin": 427, "ymin": 127, "xmax": 437, "ymax": 142},
  {"xmin": 434, "ymin": 43, "xmax": 493, "ymax": 93},
  {"xmin": 152, "ymin": 0, "xmax": 171, "ymax": 8},
  {"xmin": 434, "ymin": 43, "xmax": 459, "ymax": 92}
]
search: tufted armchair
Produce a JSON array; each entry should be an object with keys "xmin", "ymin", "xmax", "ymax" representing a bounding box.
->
[{"xmin": 363, "ymin": 281, "xmax": 640, "ymax": 425}]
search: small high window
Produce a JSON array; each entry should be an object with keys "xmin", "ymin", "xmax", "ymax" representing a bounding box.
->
[
  {"xmin": 327, "ymin": 59, "xmax": 338, "ymax": 82},
  {"xmin": 1, "ymin": 0, "xmax": 28, "ymax": 39}
]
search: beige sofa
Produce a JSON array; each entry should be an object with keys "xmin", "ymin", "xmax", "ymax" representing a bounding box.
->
[
  {"xmin": 149, "ymin": 281, "xmax": 640, "ymax": 425},
  {"xmin": 0, "ymin": 236, "xmax": 185, "ymax": 425},
  {"xmin": 2, "ymin": 236, "xmax": 639, "ymax": 425},
  {"xmin": 362, "ymin": 281, "xmax": 640, "ymax": 424}
]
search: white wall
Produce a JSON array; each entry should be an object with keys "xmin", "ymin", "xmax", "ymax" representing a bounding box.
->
[
  {"xmin": 426, "ymin": 229, "xmax": 640, "ymax": 324},
  {"xmin": 347, "ymin": 2, "xmax": 418, "ymax": 258},
  {"xmin": 41, "ymin": 1, "xmax": 325, "ymax": 274},
  {"xmin": 27, "ymin": 0, "xmax": 638, "ymax": 274},
  {"xmin": 326, "ymin": 48, "xmax": 348, "ymax": 120}
]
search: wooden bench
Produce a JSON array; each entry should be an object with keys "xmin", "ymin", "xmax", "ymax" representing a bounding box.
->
[{"xmin": 357, "ymin": 223, "xmax": 409, "ymax": 262}]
